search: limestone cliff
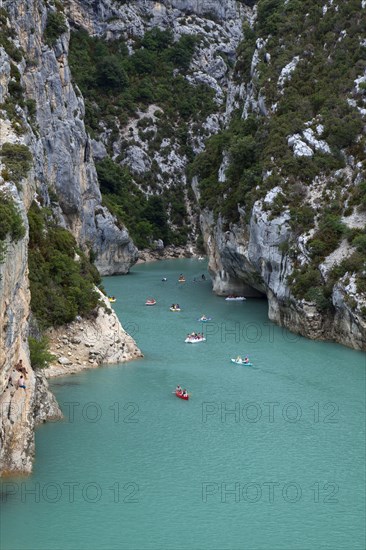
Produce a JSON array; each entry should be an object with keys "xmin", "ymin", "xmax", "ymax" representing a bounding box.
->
[
  {"xmin": 0, "ymin": 170, "xmax": 62, "ymax": 474},
  {"xmin": 65, "ymin": 0, "xmax": 250, "ymax": 249},
  {"xmin": 195, "ymin": 2, "xmax": 366, "ymax": 350},
  {"xmin": 0, "ymin": 0, "xmax": 140, "ymax": 475},
  {"xmin": 4, "ymin": 0, "xmax": 138, "ymax": 275}
]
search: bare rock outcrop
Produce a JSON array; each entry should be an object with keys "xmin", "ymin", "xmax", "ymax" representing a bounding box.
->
[{"xmin": 44, "ymin": 290, "xmax": 143, "ymax": 378}]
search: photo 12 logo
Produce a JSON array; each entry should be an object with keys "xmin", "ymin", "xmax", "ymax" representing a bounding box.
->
[
  {"xmin": 201, "ymin": 481, "xmax": 339, "ymax": 504},
  {"xmin": 60, "ymin": 401, "xmax": 140, "ymax": 424},
  {"xmin": 203, "ymin": 321, "xmax": 300, "ymax": 344},
  {"xmin": 201, "ymin": 401, "xmax": 339, "ymax": 424},
  {"xmin": 0, "ymin": 481, "xmax": 140, "ymax": 504}
]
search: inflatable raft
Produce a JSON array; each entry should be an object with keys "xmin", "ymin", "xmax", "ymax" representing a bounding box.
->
[
  {"xmin": 185, "ymin": 336, "xmax": 206, "ymax": 343},
  {"xmin": 231, "ymin": 358, "xmax": 253, "ymax": 366}
]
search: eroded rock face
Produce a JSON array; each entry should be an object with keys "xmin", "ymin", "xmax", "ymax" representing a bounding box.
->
[
  {"xmin": 0, "ymin": 183, "xmax": 62, "ymax": 474},
  {"xmin": 5, "ymin": 0, "xmax": 138, "ymax": 275},
  {"xmin": 200, "ymin": 200, "xmax": 366, "ymax": 351},
  {"xmin": 66, "ymin": 0, "xmax": 248, "ymax": 221}
]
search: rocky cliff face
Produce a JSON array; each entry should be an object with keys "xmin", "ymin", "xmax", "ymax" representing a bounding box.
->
[
  {"xmin": 197, "ymin": 2, "xmax": 366, "ymax": 351},
  {"xmin": 0, "ymin": 155, "xmax": 62, "ymax": 474},
  {"xmin": 200, "ymin": 204, "xmax": 366, "ymax": 351},
  {"xmin": 4, "ymin": 0, "xmax": 138, "ymax": 275},
  {"xmin": 0, "ymin": 0, "xmax": 141, "ymax": 475},
  {"xmin": 65, "ymin": 0, "xmax": 251, "ymax": 247}
]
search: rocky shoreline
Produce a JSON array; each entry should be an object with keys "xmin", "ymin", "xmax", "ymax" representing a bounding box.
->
[
  {"xmin": 44, "ymin": 290, "xmax": 143, "ymax": 378},
  {"xmin": 136, "ymin": 243, "xmax": 203, "ymax": 264}
]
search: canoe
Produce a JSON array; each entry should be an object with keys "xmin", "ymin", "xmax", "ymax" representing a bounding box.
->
[
  {"xmin": 178, "ymin": 279, "xmax": 186, "ymax": 283},
  {"xmin": 225, "ymin": 296, "xmax": 246, "ymax": 301},
  {"xmin": 145, "ymin": 300, "xmax": 156, "ymax": 306},
  {"xmin": 185, "ymin": 337, "xmax": 206, "ymax": 343},
  {"xmin": 170, "ymin": 307, "xmax": 181, "ymax": 312},
  {"xmin": 197, "ymin": 317, "xmax": 212, "ymax": 322},
  {"xmin": 231, "ymin": 358, "xmax": 253, "ymax": 366},
  {"xmin": 176, "ymin": 390, "xmax": 189, "ymax": 400},
  {"xmin": 108, "ymin": 298, "xmax": 116, "ymax": 303}
]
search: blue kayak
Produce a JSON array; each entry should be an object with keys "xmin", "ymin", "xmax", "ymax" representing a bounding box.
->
[
  {"xmin": 231, "ymin": 358, "xmax": 253, "ymax": 366},
  {"xmin": 197, "ymin": 317, "xmax": 212, "ymax": 322}
]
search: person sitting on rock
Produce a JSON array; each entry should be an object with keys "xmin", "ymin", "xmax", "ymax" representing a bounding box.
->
[
  {"xmin": 18, "ymin": 375, "xmax": 26, "ymax": 390},
  {"xmin": 15, "ymin": 359, "xmax": 28, "ymax": 378}
]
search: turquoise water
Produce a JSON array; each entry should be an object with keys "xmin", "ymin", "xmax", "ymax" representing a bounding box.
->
[{"xmin": 1, "ymin": 259, "xmax": 365, "ymax": 550}]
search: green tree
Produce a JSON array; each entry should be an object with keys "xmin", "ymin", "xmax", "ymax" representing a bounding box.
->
[{"xmin": 96, "ymin": 56, "xmax": 129, "ymax": 90}]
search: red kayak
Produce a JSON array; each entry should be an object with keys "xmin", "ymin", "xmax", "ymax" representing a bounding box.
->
[{"xmin": 175, "ymin": 390, "xmax": 189, "ymax": 400}]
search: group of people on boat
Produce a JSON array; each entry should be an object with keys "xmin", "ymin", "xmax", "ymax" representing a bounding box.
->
[
  {"xmin": 170, "ymin": 303, "xmax": 180, "ymax": 310},
  {"xmin": 236, "ymin": 356, "xmax": 250, "ymax": 364},
  {"xmin": 187, "ymin": 332, "xmax": 203, "ymax": 340},
  {"xmin": 175, "ymin": 385, "xmax": 188, "ymax": 397},
  {"xmin": 108, "ymin": 296, "xmax": 116, "ymax": 303}
]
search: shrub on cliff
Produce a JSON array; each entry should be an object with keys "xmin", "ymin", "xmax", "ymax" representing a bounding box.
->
[
  {"xmin": 0, "ymin": 8, "xmax": 23, "ymax": 61},
  {"xmin": 29, "ymin": 336, "xmax": 55, "ymax": 369},
  {"xmin": 0, "ymin": 143, "xmax": 32, "ymax": 185},
  {"xmin": 28, "ymin": 203, "xmax": 101, "ymax": 328},
  {"xmin": 0, "ymin": 192, "xmax": 25, "ymax": 243},
  {"xmin": 288, "ymin": 266, "xmax": 323, "ymax": 299},
  {"xmin": 44, "ymin": 11, "xmax": 67, "ymax": 47}
]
